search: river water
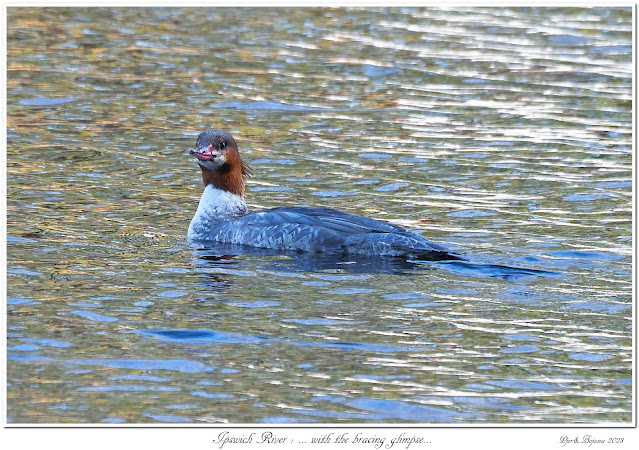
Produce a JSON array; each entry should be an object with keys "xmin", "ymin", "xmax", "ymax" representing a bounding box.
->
[{"xmin": 6, "ymin": 7, "xmax": 632, "ymax": 424}]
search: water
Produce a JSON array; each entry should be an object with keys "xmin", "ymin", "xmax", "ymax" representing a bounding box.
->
[{"xmin": 6, "ymin": 7, "xmax": 632, "ymax": 424}]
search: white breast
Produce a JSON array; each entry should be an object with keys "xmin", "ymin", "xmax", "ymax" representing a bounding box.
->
[{"xmin": 188, "ymin": 185, "xmax": 247, "ymax": 241}]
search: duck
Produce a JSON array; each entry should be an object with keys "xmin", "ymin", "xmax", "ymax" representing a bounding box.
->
[{"xmin": 187, "ymin": 129, "xmax": 463, "ymax": 261}]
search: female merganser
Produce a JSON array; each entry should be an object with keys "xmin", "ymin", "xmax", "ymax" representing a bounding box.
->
[{"xmin": 187, "ymin": 129, "xmax": 463, "ymax": 261}]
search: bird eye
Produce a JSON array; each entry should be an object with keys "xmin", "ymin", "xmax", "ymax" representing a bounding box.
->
[{"xmin": 220, "ymin": 142, "xmax": 226, "ymax": 150}]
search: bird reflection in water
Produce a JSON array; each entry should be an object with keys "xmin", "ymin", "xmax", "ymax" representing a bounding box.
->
[{"xmin": 190, "ymin": 242, "xmax": 559, "ymax": 280}]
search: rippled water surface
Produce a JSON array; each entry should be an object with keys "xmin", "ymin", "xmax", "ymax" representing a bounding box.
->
[{"xmin": 6, "ymin": 7, "xmax": 632, "ymax": 424}]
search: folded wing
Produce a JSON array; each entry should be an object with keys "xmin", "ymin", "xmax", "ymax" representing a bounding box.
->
[{"xmin": 206, "ymin": 206, "xmax": 462, "ymax": 260}]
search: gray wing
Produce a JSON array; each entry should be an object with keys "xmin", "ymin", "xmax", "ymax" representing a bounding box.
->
[{"xmin": 208, "ymin": 207, "xmax": 462, "ymax": 259}]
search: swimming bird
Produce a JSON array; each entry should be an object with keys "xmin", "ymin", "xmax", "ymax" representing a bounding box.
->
[{"xmin": 188, "ymin": 129, "xmax": 463, "ymax": 261}]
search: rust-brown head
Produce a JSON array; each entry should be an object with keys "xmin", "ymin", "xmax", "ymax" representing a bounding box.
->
[{"xmin": 190, "ymin": 129, "xmax": 253, "ymax": 196}]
